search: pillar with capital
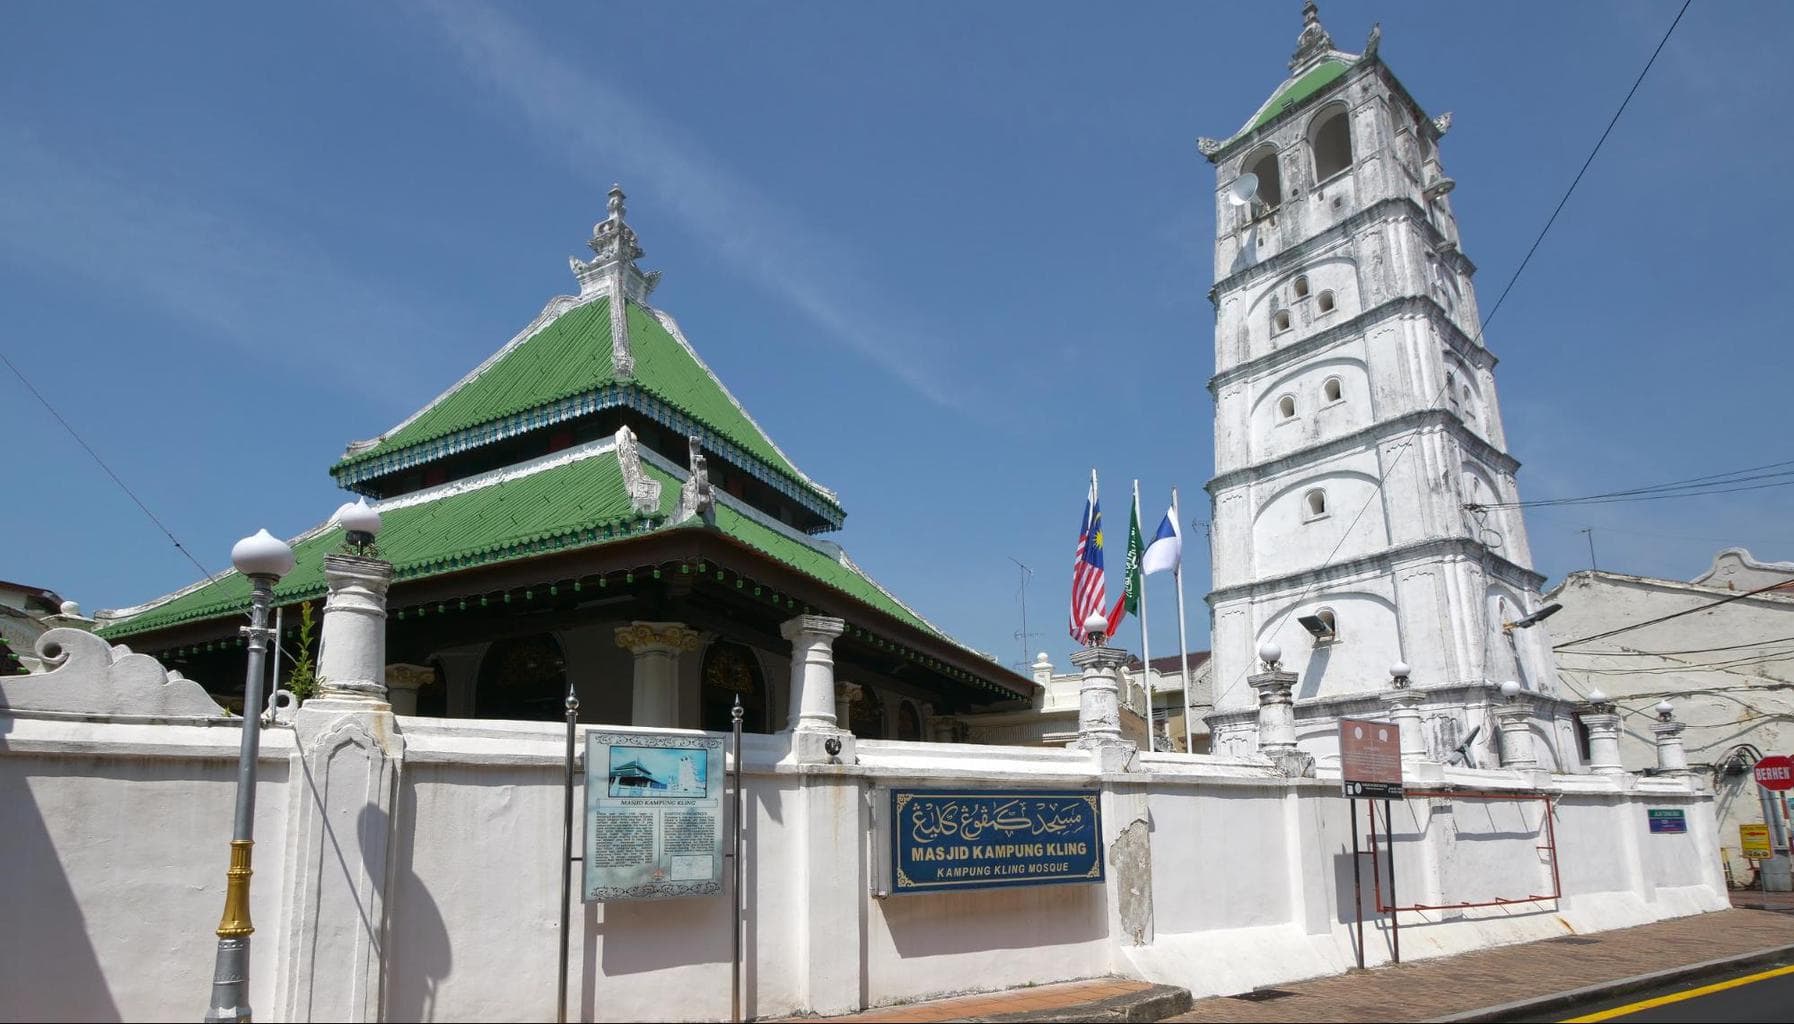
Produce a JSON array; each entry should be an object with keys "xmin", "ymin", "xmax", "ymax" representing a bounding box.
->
[
  {"xmin": 1580, "ymin": 689, "xmax": 1626, "ymax": 774},
  {"xmin": 1248, "ymin": 643, "xmax": 1312, "ymax": 777},
  {"xmin": 781, "ymin": 614, "xmax": 853, "ymax": 764},
  {"xmin": 383, "ymin": 663, "xmax": 434, "ymax": 716},
  {"xmin": 1068, "ymin": 612, "xmax": 1136, "ymax": 770},
  {"xmin": 313, "ymin": 554, "xmax": 394, "ymax": 706},
  {"xmin": 614, "ymin": 621, "xmax": 702, "ymax": 728},
  {"xmin": 1492, "ymin": 681, "xmax": 1537, "ymax": 769},
  {"xmin": 1651, "ymin": 700, "xmax": 1690, "ymax": 775},
  {"xmin": 1383, "ymin": 662, "xmax": 1428, "ymax": 760}
]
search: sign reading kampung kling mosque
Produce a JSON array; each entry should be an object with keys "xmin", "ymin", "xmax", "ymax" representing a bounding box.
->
[
  {"xmin": 890, "ymin": 789, "xmax": 1103, "ymax": 894},
  {"xmin": 584, "ymin": 731, "xmax": 725, "ymax": 902}
]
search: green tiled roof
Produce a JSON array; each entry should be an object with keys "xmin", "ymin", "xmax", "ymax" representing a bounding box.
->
[
  {"xmin": 1243, "ymin": 59, "xmax": 1349, "ymax": 135},
  {"xmin": 103, "ymin": 450, "xmax": 651, "ymax": 639},
  {"xmin": 331, "ymin": 297, "xmax": 837, "ymax": 518},
  {"xmin": 101, "ymin": 448, "xmax": 927, "ymax": 642}
]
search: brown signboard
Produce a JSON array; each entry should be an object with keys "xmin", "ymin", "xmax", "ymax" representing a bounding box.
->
[{"xmin": 1340, "ymin": 717, "xmax": 1403, "ymax": 798}]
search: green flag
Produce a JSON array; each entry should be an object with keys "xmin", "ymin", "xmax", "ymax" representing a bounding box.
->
[{"xmin": 1123, "ymin": 493, "xmax": 1145, "ymax": 618}]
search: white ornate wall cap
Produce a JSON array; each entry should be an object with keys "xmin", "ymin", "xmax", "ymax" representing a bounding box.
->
[
  {"xmin": 1499, "ymin": 680, "xmax": 1521, "ymax": 700},
  {"xmin": 58, "ymin": 600, "xmax": 81, "ymax": 617},
  {"xmin": 231, "ymin": 528, "xmax": 295, "ymax": 578},
  {"xmin": 1586, "ymin": 687, "xmax": 1607, "ymax": 703},
  {"xmin": 1655, "ymin": 699, "xmax": 1675, "ymax": 719},
  {"xmin": 1, "ymin": 628, "xmax": 227, "ymax": 718},
  {"xmin": 1035, "ymin": 651, "xmax": 1052, "ymax": 665},
  {"xmin": 1257, "ymin": 641, "xmax": 1282, "ymax": 667}
]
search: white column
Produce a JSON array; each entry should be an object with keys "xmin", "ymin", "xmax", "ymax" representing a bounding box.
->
[
  {"xmin": 1492, "ymin": 702, "xmax": 1537, "ymax": 769},
  {"xmin": 1247, "ymin": 644, "xmax": 1313, "ymax": 777},
  {"xmin": 1069, "ymin": 645, "xmax": 1130, "ymax": 745},
  {"xmin": 314, "ymin": 554, "xmax": 393, "ymax": 705},
  {"xmin": 1384, "ymin": 690, "xmax": 1428, "ymax": 760},
  {"xmin": 781, "ymin": 614, "xmax": 852, "ymax": 764},
  {"xmin": 383, "ymin": 663, "xmax": 433, "ymax": 716},
  {"xmin": 614, "ymin": 621, "xmax": 701, "ymax": 728},
  {"xmin": 1582, "ymin": 705, "xmax": 1625, "ymax": 775},
  {"xmin": 1652, "ymin": 705, "xmax": 1690, "ymax": 775}
]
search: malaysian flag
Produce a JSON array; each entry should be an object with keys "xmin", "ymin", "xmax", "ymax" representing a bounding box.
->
[{"xmin": 1069, "ymin": 470, "xmax": 1115, "ymax": 640}]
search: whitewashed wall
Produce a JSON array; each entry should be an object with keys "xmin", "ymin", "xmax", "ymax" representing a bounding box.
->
[{"xmin": 0, "ymin": 704, "xmax": 1728, "ymax": 1023}]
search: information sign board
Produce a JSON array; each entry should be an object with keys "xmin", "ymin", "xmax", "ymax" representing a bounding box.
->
[
  {"xmin": 584, "ymin": 731, "xmax": 726, "ymax": 902},
  {"xmin": 1339, "ymin": 717, "xmax": 1403, "ymax": 799},
  {"xmin": 890, "ymin": 789, "xmax": 1103, "ymax": 895}
]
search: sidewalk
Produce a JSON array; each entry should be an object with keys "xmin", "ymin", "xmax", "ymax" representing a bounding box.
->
[
  {"xmin": 794, "ymin": 896, "xmax": 1794, "ymax": 1022},
  {"xmin": 1171, "ymin": 905, "xmax": 1794, "ymax": 1023}
]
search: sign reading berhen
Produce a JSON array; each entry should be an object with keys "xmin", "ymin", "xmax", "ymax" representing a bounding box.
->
[
  {"xmin": 1339, "ymin": 717, "xmax": 1403, "ymax": 799},
  {"xmin": 1754, "ymin": 754, "xmax": 1794, "ymax": 792}
]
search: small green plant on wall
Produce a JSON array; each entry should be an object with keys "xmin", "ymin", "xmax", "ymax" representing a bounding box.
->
[{"xmin": 285, "ymin": 601, "xmax": 319, "ymax": 703}]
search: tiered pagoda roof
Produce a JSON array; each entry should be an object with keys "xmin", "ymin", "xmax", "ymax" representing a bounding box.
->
[{"xmin": 98, "ymin": 188, "xmax": 1029, "ymax": 705}]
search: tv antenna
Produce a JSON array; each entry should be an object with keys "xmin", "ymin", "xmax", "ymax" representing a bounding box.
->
[{"xmin": 1008, "ymin": 557, "xmax": 1040, "ymax": 673}]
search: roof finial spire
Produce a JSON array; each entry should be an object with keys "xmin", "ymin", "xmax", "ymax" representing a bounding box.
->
[
  {"xmin": 571, "ymin": 182, "xmax": 659, "ymax": 296},
  {"xmin": 1289, "ymin": 0, "xmax": 1336, "ymax": 72}
]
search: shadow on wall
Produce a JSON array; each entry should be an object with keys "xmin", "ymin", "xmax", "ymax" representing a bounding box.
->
[
  {"xmin": 383, "ymin": 788, "xmax": 452, "ymax": 1021},
  {"xmin": 0, "ymin": 717, "xmax": 123, "ymax": 1022},
  {"xmin": 882, "ymin": 882, "xmax": 1107, "ymax": 958}
]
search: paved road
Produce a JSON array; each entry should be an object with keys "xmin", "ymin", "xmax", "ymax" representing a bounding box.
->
[{"xmin": 1533, "ymin": 961, "xmax": 1794, "ymax": 1022}]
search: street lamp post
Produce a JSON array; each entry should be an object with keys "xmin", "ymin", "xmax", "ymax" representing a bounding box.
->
[{"xmin": 205, "ymin": 528, "xmax": 295, "ymax": 1023}]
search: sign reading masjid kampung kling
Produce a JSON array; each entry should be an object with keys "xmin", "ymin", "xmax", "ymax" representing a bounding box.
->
[{"xmin": 891, "ymin": 789, "xmax": 1103, "ymax": 895}]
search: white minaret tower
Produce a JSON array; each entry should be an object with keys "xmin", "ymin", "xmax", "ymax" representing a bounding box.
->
[{"xmin": 1198, "ymin": 4, "xmax": 1575, "ymax": 769}]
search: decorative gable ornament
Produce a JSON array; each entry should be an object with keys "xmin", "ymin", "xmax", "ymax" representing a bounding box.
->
[
  {"xmin": 614, "ymin": 425, "xmax": 664, "ymax": 517},
  {"xmin": 676, "ymin": 435, "xmax": 717, "ymax": 526},
  {"xmin": 1, "ymin": 628, "xmax": 227, "ymax": 719}
]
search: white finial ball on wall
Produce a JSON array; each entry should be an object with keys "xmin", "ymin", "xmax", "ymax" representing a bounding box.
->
[
  {"xmin": 1499, "ymin": 680, "xmax": 1521, "ymax": 699},
  {"xmin": 1258, "ymin": 641, "xmax": 1282, "ymax": 666}
]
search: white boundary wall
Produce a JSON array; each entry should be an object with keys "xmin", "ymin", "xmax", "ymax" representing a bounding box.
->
[{"xmin": 0, "ymin": 700, "xmax": 1727, "ymax": 1023}]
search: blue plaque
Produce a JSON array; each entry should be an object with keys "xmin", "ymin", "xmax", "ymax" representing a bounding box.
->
[
  {"xmin": 891, "ymin": 789, "xmax": 1103, "ymax": 894},
  {"xmin": 1647, "ymin": 808, "xmax": 1687, "ymax": 834}
]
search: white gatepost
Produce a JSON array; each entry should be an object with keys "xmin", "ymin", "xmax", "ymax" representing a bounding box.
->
[
  {"xmin": 275, "ymin": 553, "xmax": 403, "ymax": 1023},
  {"xmin": 781, "ymin": 614, "xmax": 853, "ymax": 764}
]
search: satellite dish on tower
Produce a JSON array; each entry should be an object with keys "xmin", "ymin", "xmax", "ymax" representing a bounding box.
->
[{"xmin": 1227, "ymin": 173, "xmax": 1260, "ymax": 207}]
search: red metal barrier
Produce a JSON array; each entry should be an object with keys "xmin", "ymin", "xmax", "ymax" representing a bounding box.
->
[{"xmin": 1368, "ymin": 788, "xmax": 1562, "ymax": 915}]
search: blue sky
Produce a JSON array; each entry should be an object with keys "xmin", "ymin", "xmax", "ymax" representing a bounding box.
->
[{"xmin": 3, "ymin": 1, "xmax": 1789, "ymax": 672}]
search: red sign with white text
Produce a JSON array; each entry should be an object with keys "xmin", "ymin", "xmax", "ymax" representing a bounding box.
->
[{"xmin": 1755, "ymin": 755, "xmax": 1794, "ymax": 792}]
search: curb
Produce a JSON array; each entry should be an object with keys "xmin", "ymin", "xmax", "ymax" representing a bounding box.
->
[
  {"xmin": 979, "ymin": 984, "xmax": 1194, "ymax": 1023},
  {"xmin": 1428, "ymin": 942, "xmax": 1794, "ymax": 1023}
]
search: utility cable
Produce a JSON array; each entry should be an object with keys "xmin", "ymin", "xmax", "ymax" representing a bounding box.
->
[
  {"xmin": 1, "ymin": 348, "xmax": 218, "ymax": 584},
  {"xmin": 1552, "ymin": 576, "xmax": 1794, "ymax": 650}
]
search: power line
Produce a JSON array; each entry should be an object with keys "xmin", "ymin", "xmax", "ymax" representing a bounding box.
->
[
  {"xmin": 1560, "ymin": 635, "xmax": 1794, "ymax": 658},
  {"xmin": 1, "ymin": 348, "xmax": 218, "ymax": 583},
  {"xmin": 1552, "ymin": 576, "xmax": 1794, "ymax": 651},
  {"xmin": 1216, "ymin": 0, "xmax": 1693, "ymax": 706},
  {"xmin": 1473, "ymin": 460, "xmax": 1794, "ymax": 510}
]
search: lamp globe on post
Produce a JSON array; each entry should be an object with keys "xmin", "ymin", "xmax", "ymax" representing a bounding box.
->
[
  {"xmin": 1655, "ymin": 699, "xmax": 1675, "ymax": 721},
  {"xmin": 336, "ymin": 497, "xmax": 383, "ymax": 556},
  {"xmin": 1499, "ymin": 680, "xmax": 1522, "ymax": 703},
  {"xmin": 1390, "ymin": 661, "xmax": 1412, "ymax": 689},
  {"xmin": 206, "ymin": 528, "xmax": 293, "ymax": 1023},
  {"xmin": 1257, "ymin": 641, "xmax": 1282, "ymax": 671},
  {"xmin": 1083, "ymin": 611, "xmax": 1110, "ymax": 647}
]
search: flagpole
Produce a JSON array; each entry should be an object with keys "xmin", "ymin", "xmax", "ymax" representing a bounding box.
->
[
  {"xmin": 1134, "ymin": 479, "xmax": 1154, "ymax": 752},
  {"xmin": 1173, "ymin": 487, "xmax": 1195, "ymax": 755}
]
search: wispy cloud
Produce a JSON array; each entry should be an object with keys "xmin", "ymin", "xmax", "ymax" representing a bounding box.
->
[
  {"xmin": 410, "ymin": 0, "xmax": 977, "ymax": 413},
  {"xmin": 0, "ymin": 123, "xmax": 441, "ymax": 408}
]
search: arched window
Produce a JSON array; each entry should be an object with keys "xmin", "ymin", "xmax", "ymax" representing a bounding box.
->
[
  {"xmin": 1445, "ymin": 371, "xmax": 1460, "ymax": 414},
  {"xmin": 1273, "ymin": 309, "xmax": 1291, "ymax": 333},
  {"xmin": 896, "ymin": 701, "xmax": 924, "ymax": 742},
  {"xmin": 1312, "ymin": 107, "xmax": 1353, "ymax": 181},
  {"xmin": 1461, "ymin": 386, "xmax": 1476, "ymax": 425},
  {"xmin": 1323, "ymin": 377, "xmax": 1342, "ymax": 403},
  {"xmin": 1293, "ymin": 275, "xmax": 1310, "ymax": 299},
  {"xmin": 1317, "ymin": 290, "xmax": 1336, "ymax": 314},
  {"xmin": 1316, "ymin": 608, "xmax": 1338, "ymax": 638},
  {"xmin": 1247, "ymin": 147, "xmax": 1282, "ymax": 208},
  {"xmin": 849, "ymin": 686, "xmax": 886, "ymax": 738},
  {"xmin": 1277, "ymin": 394, "xmax": 1297, "ymax": 420},
  {"xmin": 701, "ymin": 641, "xmax": 766, "ymax": 733},
  {"xmin": 1304, "ymin": 489, "xmax": 1328, "ymax": 519},
  {"xmin": 475, "ymin": 634, "xmax": 566, "ymax": 722}
]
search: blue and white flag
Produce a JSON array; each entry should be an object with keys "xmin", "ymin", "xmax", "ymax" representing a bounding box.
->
[{"xmin": 1141, "ymin": 509, "xmax": 1181, "ymax": 576}]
